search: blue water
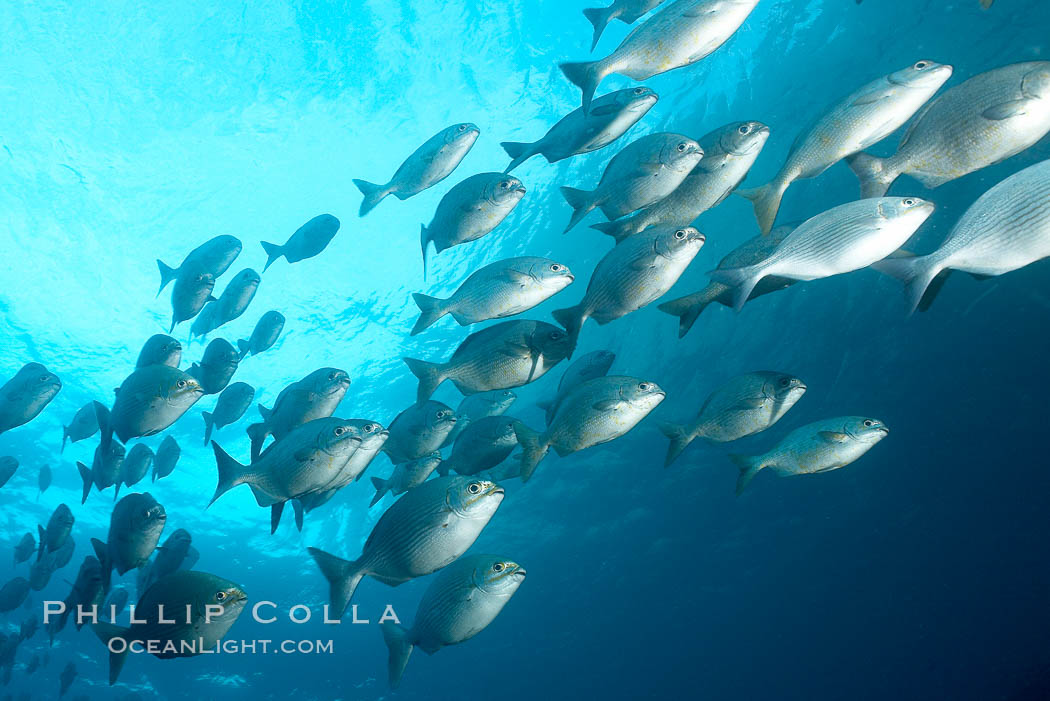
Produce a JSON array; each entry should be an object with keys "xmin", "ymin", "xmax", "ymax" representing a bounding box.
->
[{"xmin": 2, "ymin": 0, "xmax": 1050, "ymax": 699}]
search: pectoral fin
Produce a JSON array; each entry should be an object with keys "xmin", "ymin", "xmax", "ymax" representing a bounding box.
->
[
  {"xmin": 818, "ymin": 431, "xmax": 850, "ymax": 443},
  {"xmin": 630, "ymin": 255, "xmax": 661, "ymax": 270},
  {"xmin": 732, "ymin": 398, "xmax": 767, "ymax": 410},
  {"xmin": 630, "ymin": 163, "xmax": 663, "ymax": 178},
  {"xmin": 501, "ymin": 269, "xmax": 532, "ymax": 286},
  {"xmin": 593, "ymin": 399, "xmax": 624, "ymax": 411},
  {"xmin": 850, "ymin": 91, "xmax": 890, "ymax": 107},
  {"xmin": 589, "ymin": 103, "xmax": 621, "ymax": 116},
  {"xmin": 498, "ymin": 341, "xmax": 533, "ymax": 360},
  {"xmin": 982, "ymin": 100, "xmax": 1030, "ymax": 120}
]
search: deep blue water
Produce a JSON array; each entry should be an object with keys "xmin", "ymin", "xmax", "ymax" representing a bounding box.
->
[{"xmin": 2, "ymin": 0, "xmax": 1050, "ymax": 699}]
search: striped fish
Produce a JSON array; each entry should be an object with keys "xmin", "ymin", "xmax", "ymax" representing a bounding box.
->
[
  {"xmin": 535, "ymin": 349, "xmax": 616, "ymax": 425},
  {"xmin": 438, "ymin": 415, "xmax": 521, "ymax": 477},
  {"xmin": 383, "ymin": 401, "xmax": 456, "ymax": 465}
]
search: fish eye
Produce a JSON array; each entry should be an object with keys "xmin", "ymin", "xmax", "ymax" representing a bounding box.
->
[
  {"xmin": 902, "ymin": 198, "xmax": 917, "ymax": 207},
  {"xmin": 779, "ymin": 378, "xmax": 791, "ymax": 387},
  {"xmin": 633, "ymin": 87, "xmax": 645, "ymax": 95},
  {"xmin": 365, "ymin": 424, "xmax": 376, "ymax": 433},
  {"xmin": 550, "ymin": 264, "xmax": 562, "ymax": 271},
  {"xmin": 676, "ymin": 143, "xmax": 687, "ymax": 152},
  {"xmin": 334, "ymin": 426, "xmax": 346, "ymax": 436},
  {"xmin": 38, "ymin": 375, "xmax": 50, "ymax": 382},
  {"xmin": 674, "ymin": 229, "xmax": 687, "ymax": 240},
  {"xmin": 639, "ymin": 382, "xmax": 652, "ymax": 391},
  {"xmin": 176, "ymin": 380, "xmax": 187, "ymax": 389},
  {"xmin": 328, "ymin": 372, "xmax": 336, "ymax": 380},
  {"xmin": 215, "ymin": 591, "xmax": 227, "ymax": 602},
  {"xmin": 499, "ymin": 181, "xmax": 510, "ymax": 189},
  {"xmin": 914, "ymin": 61, "xmax": 929, "ymax": 70},
  {"xmin": 492, "ymin": 562, "xmax": 505, "ymax": 573},
  {"xmin": 550, "ymin": 331, "xmax": 564, "ymax": 339},
  {"xmin": 863, "ymin": 420, "xmax": 875, "ymax": 427},
  {"xmin": 738, "ymin": 124, "xmax": 751, "ymax": 135},
  {"xmin": 468, "ymin": 482, "xmax": 482, "ymax": 494},
  {"xmin": 457, "ymin": 124, "xmax": 467, "ymax": 132}
]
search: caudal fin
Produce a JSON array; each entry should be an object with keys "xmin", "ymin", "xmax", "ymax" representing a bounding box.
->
[
  {"xmin": 420, "ymin": 224, "xmax": 432, "ymax": 280},
  {"xmin": 91, "ymin": 621, "xmax": 131, "ymax": 684},
  {"xmin": 513, "ymin": 423, "xmax": 550, "ymax": 483},
  {"xmin": 36, "ymin": 525, "xmax": 45, "ymax": 562},
  {"xmin": 658, "ymin": 293, "xmax": 711, "ymax": 339},
  {"xmin": 246, "ymin": 421, "xmax": 269, "ymax": 462},
  {"xmin": 559, "ymin": 60, "xmax": 603, "ymax": 113},
  {"xmin": 369, "ymin": 477, "xmax": 389, "ymax": 508},
  {"xmin": 202, "ymin": 411, "xmax": 215, "ymax": 446},
  {"xmin": 209, "ymin": 442, "xmax": 250, "ymax": 506},
  {"xmin": 381, "ymin": 622, "xmax": 415, "ymax": 689},
  {"xmin": 730, "ymin": 453, "xmax": 765, "ymax": 496},
  {"xmin": 870, "ymin": 255, "xmax": 943, "ymax": 315},
  {"xmin": 738, "ymin": 180, "xmax": 790, "ymax": 236},
  {"xmin": 560, "ymin": 186, "xmax": 597, "ymax": 233},
  {"xmin": 76, "ymin": 462, "xmax": 92, "ymax": 505},
  {"xmin": 260, "ymin": 241, "xmax": 283, "ymax": 272},
  {"xmin": 403, "ymin": 357, "xmax": 446, "ymax": 403},
  {"xmin": 410, "ymin": 293, "xmax": 450, "ymax": 335},
  {"xmin": 61, "ymin": 425, "xmax": 69, "ymax": 453},
  {"xmin": 707, "ymin": 265, "xmax": 764, "ymax": 313},
  {"xmin": 582, "ymin": 6, "xmax": 615, "ymax": 51},
  {"xmin": 236, "ymin": 339, "xmax": 251, "ymax": 360},
  {"xmin": 589, "ymin": 218, "xmax": 636, "ymax": 244},
  {"xmin": 353, "ymin": 178, "xmax": 390, "ymax": 217},
  {"xmin": 659, "ymin": 423, "xmax": 694, "ymax": 467},
  {"xmin": 500, "ymin": 141, "xmax": 537, "ymax": 173},
  {"xmin": 846, "ymin": 152, "xmax": 897, "ymax": 199},
  {"xmin": 91, "ymin": 537, "xmax": 112, "ymax": 593},
  {"xmin": 551, "ymin": 305, "xmax": 584, "ymax": 357},
  {"xmin": 156, "ymin": 259, "xmax": 177, "ymax": 296},
  {"xmin": 307, "ymin": 547, "xmax": 365, "ymax": 619}
]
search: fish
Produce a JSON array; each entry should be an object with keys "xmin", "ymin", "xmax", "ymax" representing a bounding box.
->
[
  {"xmin": 29, "ymin": 555, "xmax": 55, "ymax": 591},
  {"xmin": 592, "ymin": 121, "xmax": 770, "ymax": 242},
  {"xmin": 709, "ymin": 197, "xmax": 935, "ymax": 310},
  {"xmin": 202, "ymin": 381, "xmax": 256, "ymax": 445},
  {"xmin": 873, "ymin": 158, "xmax": 1050, "ymax": 313},
  {"xmin": 536, "ymin": 350, "xmax": 616, "ymax": 425},
  {"xmin": 381, "ymin": 554, "xmax": 525, "ymax": 689},
  {"xmin": 442, "ymin": 389, "xmax": 517, "ymax": 447},
  {"xmin": 660, "ymin": 371, "xmax": 807, "ymax": 466},
  {"xmin": 410, "ymin": 257, "xmax": 575, "ymax": 335},
  {"xmin": 420, "ymin": 173, "xmax": 526, "ymax": 279},
  {"xmin": 168, "ymin": 271, "xmax": 216, "ymax": 331},
  {"xmin": 210, "ymin": 417, "xmax": 366, "ymax": 508},
  {"xmin": 188, "ymin": 338, "xmax": 240, "ymax": 395},
  {"xmin": 137, "ymin": 529, "xmax": 197, "ymax": 595},
  {"xmin": 61, "ymin": 402, "xmax": 100, "ymax": 451},
  {"xmin": 516, "ymin": 376, "xmax": 665, "ymax": 481},
  {"xmin": 135, "ymin": 334, "xmax": 182, "ymax": 369},
  {"xmin": 38, "ymin": 464, "xmax": 51, "ymax": 495},
  {"xmin": 0, "ymin": 578, "xmax": 30, "ymax": 613},
  {"xmin": 560, "ymin": 0, "xmax": 760, "ymax": 111},
  {"xmin": 307, "ymin": 476, "xmax": 505, "ymax": 618},
  {"xmin": 59, "ymin": 661, "xmax": 76, "ymax": 696},
  {"xmin": 191, "ymin": 268, "xmax": 261, "ymax": 337},
  {"xmin": 658, "ymin": 223, "xmax": 798, "ymax": 336},
  {"xmin": 37, "ymin": 503, "xmax": 74, "ymax": 559},
  {"xmin": 103, "ymin": 364, "xmax": 204, "ymax": 442},
  {"xmin": 245, "ymin": 367, "xmax": 351, "ymax": 460},
  {"xmin": 21, "ymin": 616, "xmax": 38, "ymax": 642},
  {"xmin": 76, "ymin": 438, "xmax": 125, "ymax": 503},
  {"xmin": 156, "ymin": 235, "xmax": 242, "ymax": 296},
  {"xmin": 0, "ymin": 363, "xmax": 62, "ymax": 436},
  {"xmin": 437, "ymin": 415, "xmax": 521, "ymax": 477},
  {"xmin": 740, "ymin": 60, "xmax": 952, "ymax": 234},
  {"xmin": 560, "ymin": 132, "xmax": 703, "ymax": 232},
  {"xmin": 0, "ymin": 456, "xmax": 17, "ymax": 488},
  {"xmin": 848, "ymin": 61, "xmax": 1050, "ymax": 198},
  {"xmin": 383, "ymin": 401, "xmax": 458, "ymax": 464},
  {"xmin": 369, "ymin": 452, "xmax": 443, "ymax": 507},
  {"xmin": 404, "ymin": 320, "xmax": 573, "ymax": 402},
  {"xmin": 25, "ymin": 653, "xmax": 40, "ymax": 673},
  {"xmin": 500, "ymin": 87, "xmax": 658, "ymax": 172},
  {"xmin": 91, "ymin": 492, "xmax": 167, "ymax": 591},
  {"xmin": 50, "ymin": 556, "xmax": 104, "ymax": 640},
  {"xmin": 732, "ymin": 416, "xmax": 890, "ymax": 495},
  {"xmin": 553, "ymin": 226, "xmax": 706, "ymax": 352},
  {"xmin": 582, "ymin": 0, "xmax": 667, "ymax": 50},
  {"xmin": 92, "ymin": 571, "xmax": 247, "ymax": 685},
  {"xmin": 152, "ymin": 435, "xmax": 181, "ymax": 482},
  {"xmin": 114, "ymin": 443, "xmax": 154, "ymax": 500},
  {"xmin": 14, "ymin": 533, "xmax": 35, "ymax": 564},
  {"xmin": 354, "ymin": 124, "xmax": 480, "ymax": 215},
  {"xmin": 261, "ymin": 214, "xmax": 341, "ymax": 271},
  {"xmin": 106, "ymin": 587, "xmax": 130, "ymax": 619},
  {"xmin": 237, "ymin": 311, "xmax": 285, "ymax": 359}
]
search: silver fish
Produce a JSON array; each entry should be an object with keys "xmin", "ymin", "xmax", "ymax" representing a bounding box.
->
[
  {"xmin": 76, "ymin": 438, "xmax": 125, "ymax": 503},
  {"xmin": 92, "ymin": 492, "xmax": 167, "ymax": 590},
  {"xmin": 38, "ymin": 464, "xmax": 51, "ymax": 495},
  {"xmin": 296, "ymin": 420, "xmax": 391, "ymax": 517},
  {"xmin": 354, "ymin": 124, "xmax": 480, "ymax": 215},
  {"xmin": 103, "ymin": 365, "xmax": 203, "ymax": 443},
  {"xmin": 237, "ymin": 311, "xmax": 285, "ymax": 359},
  {"xmin": 501, "ymin": 87, "xmax": 658, "ymax": 172},
  {"xmin": 114, "ymin": 443, "xmax": 154, "ymax": 500},
  {"xmin": 152, "ymin": 435, "xmax": 181, "ymax": 482},
  {"xmin": 438, "ymin": 415, "xmax": 522, "ymax": 477},
  {"xmin": 732, "ymin": 416, "xmax": 889, "ymax": 495},
  {"xmin": 404, "ymin": 320, "xmax": 573, "ymax": 402},
  {"xmin": 560, "ymin": 0, "xmax": 760, "ymax": 111},
  {"xmin": 136, "ymin": 334, "xmax": 182, "ymax": 369},
  {"xmin": 169, "ymin": 270, "xmax": 216, "ymax": 331},
  {"xmin": 37, "ymin": 503, "xmax": 74, "ymax": 559},
  {"xmin": 261, "ymin": 214, "xmax": 341, "ymax": 271},
  {"xmin": 14, "ymin": 533, "xmax": 35, "ymax": 564},
  {"xmin": 583, "ymin": 0, "xmax": 667, "ymax": 50},
  {"xmin": 61, "ymin": 402, "xmax": 100, "ymax": 452},
  {"xmin": 0, "ymin": 578, "xmax": 30, "ymax": 613},
  {"xmin": 561, "ymin": 132, "xmax": 702, "ymax": 232},
  {"xmin": 0, "ymin": 363, "xmax": 62, "ymax": 436},
  {"xmin": 188, "ymin": 338, "xmax": 240, "ymax": 395},
  {"xmin": 137, "ymin": 529, "xmax": 197, "ymax": 595},
  {"xmin": 105, "ymin": 587, "xmax": 129, "ymax": 617},
  {"xmin": 156, "ymin": 234, "xmax": 242, "ymax": 295},
  {"xmin": 191, "ymin": 268, "xmax": 261, "ymax": 338},
  {"xmin": 848, "ymin": 61, "xmax": 1050, "ymax": 198},
  {"xmin": 0, "ymin": 456, "xmax": 17, "ymax": 488},
  {"xmin": 50, "ymin": 556, "xmax": 103, "ymax": 639},
  {"xmin": 660, "ymin": 371, "xmax": 806, "ymax": 466},
  {"xmin": 246, "ymin": 367, "xmax": 351, "ymax": 460},
  {"xmin": 381, "ymin": 554, "xmax": 525, "ymax": 689},
  {"xmin": 741, "ymin": 61, "xmax": 952, "ymax": 234},
  {"xmin": 553, "ymin": 225, "xmax": 706, "ymax": 353},
  {"xmin": 307, "ymin": 476, "xmax": 505, "ymax": 617},
  {"xmin": 411, "ymin": 256, "xmax": 575, "ymax": 335},
  {"xmin": 593, "ymin": 121, "xmax": 770, "ymax": 242},
  {"xmin": 420, "ymin": 173, "xmax": 526, "ymax": 279},
  {"xmin": 202, "ymin": 381, "xmax": 256, "ymax": 445},
  {"xmin": 369, "ymin": 452, "xmax": 443, "ymax": 507},
  {"xmin": 442, "ymin": 389, "xmax": 517, "ymax": 447},
  {"xmin": 536, "ymin": 350, "xmax": 616, "ymax": 425},
  {"xmin": 516, "ymin": 375, "xmax": 666, "ymax": 481},
  {"xmin": 873, "ymin": 158, "xmax": 1050, "ymax": 313},
  {"xmin": 383, "ymin": 401, "xmax": 458, "ymax": 464},
  {"xmin": 709, "ymin": 197, "xmax": 935, "ymax": 310}
]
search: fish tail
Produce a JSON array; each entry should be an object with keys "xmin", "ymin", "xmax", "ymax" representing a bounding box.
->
[
  {"xmin": 76, "ymin": 462, "xmax": 92, "ymax": 505},
  {"xmin": 61, "ymin": 425, "xmax": 69, "ymax": 453},
  {"xmin": 846, "ymin": 152, "xmax": 896, "ymax": 199},
  {"xmin": 156, "ymin": 259, "xmax": 176, "ymax": 296},
  {"xmin": 202, "ymin": 411, "xmax": 214, "ymax": 446},
  {"xmin": 730, "ymin": 453, "xmax": 766, "ymax": 496},
  {"xmin": 270, "ymin": 503, "xmax": 284, "ymax": 534},
  {"xmin": 513, "ymin": 422, "xmax": 550, "ymax": 483},
  {"xmin": 307, "ymin": 547, "xmax": 365, "ymax": 619},
  {"xmin": 209, "ymin": 441, "xmax": 250, "ymax": 506},
  {"xmin": 589, "ymin": 218, "xmax": 633, "ymax": 243},
  {"xmin": 352, "ymin": 178, "xmax": 390, "ymax": 216},
  {"xmin": 91, "ymin": 621, "xmax": 131, "ymax": 685},
  {"xmin": 403, "ymin": 357, "xmax": 446, "ymax": 403},
  {"xmin": 381, "ymin": 621, "xmax": 415, "ymax": 689},
  {"xmin": 435, "ymin": 459, "xmax": 451, "ymax": 477},
  {"xmin": 582, "ymin": 6, "xmax": 616, "ymax": 51},
  {"xmin": 500, "ymin": 141, "xmax": 537, "ymax": 172},
  {"xmin": 551, "ymin": 304, "xmax": 584, "ymax": 357},
  {"xmin": 871, "ymin": 254, "xmax": 944, "ymax": 315},
  {"xmin": 559, "ymin": 59, "xmax": 604, "ymax": 113},
  {"xmin": 737, "ymin": 179, "xmax": 789, "ymax": 236},
  {"xmin": 707, "ymin": 265, "xmax": 764, "ymax": 313},
  {"xmin": 113, "ymin": 481, "xmax": 121, "ymax": 501},
  {"xmin": 246, "ymin": 421, "xmax": 268, "ymax": 461},
  {"xmin": 368, "ymin": 477, "xmax": 389, "ymax": 507},
  {"xmin": 559, "ymin": 186, "xmax": 597, "ymax": 233},
  {"xmin": 236, "ymin": 338, "xmax": 251, "ymax": 360},
  {"xmin": 260, "ymin": 240, "xmax": 283, "ymax": 272},
  {"xmin": 36, "ymin": 525, "xmax": 45, "ymax": 561},
  {"xmin": 420, "ymin": 224, "xmax": 431, "ymax": 280},
  {"xmin": 93, "ymin": 401, "xmax": 114, "ymax": 450},
  {"xmin": 91, "ymin": 537, "xmax": 112, "ymax": 593},
  {"xmin": 658, "ymin": 292, "xmax": 712, "ymax": 339},
  {"xmin": 659, "ymin": 423, "xmax": 694, "ymax": 468},
  {"xmin": 410, "ymin": 292, "xmax": 450, "ymax": 335}
]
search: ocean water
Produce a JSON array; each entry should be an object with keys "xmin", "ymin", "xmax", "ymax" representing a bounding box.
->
[{"xmin": 2, "ymin": 0, "xmax": 1050, "ymax": 699}]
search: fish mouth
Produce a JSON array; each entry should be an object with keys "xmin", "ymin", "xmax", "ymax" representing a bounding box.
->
[{"xmin": 512, "ymin": 184, "xmax": 526, "ymax": 194}]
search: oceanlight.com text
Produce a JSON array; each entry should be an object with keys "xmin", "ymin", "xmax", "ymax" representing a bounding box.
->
[{"xmin": 107, "ymin": 638, "xmax": 336, "ymax": 655}]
